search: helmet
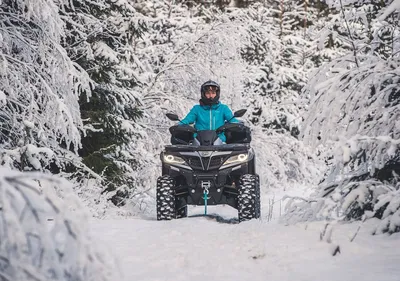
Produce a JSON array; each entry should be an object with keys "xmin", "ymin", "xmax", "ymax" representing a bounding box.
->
[{"xmin": 200, "ymin": 80, "xmax": 220, "ymax": 105}]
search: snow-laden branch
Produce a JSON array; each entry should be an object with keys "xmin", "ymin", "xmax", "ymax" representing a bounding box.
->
[
  {"xmin": 379, "ymin": 0, "xmax": 400, "ymax": 20},
  {"xmin": 0, "ymin": 0, "xmax": 93, "ymax": 158},
  {"xmin": 0, "ymin": 168, "xmax": 119, "ymax": 280}
]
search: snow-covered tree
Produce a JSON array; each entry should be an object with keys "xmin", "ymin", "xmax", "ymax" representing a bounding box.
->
[
  {"xmin": 0, "ymin": 0, "xmax": 91, "ymax": 171},
  {"xmin": 284, "ymin": 0, "xmax": 400, "ymax": 234},
  {"xmin": 237, "ymin": 1, "xmax": 325, "ymax": 138},
  {"xmin": 58, "ymin": 0, "xmax": 150, "ymax": 205}
]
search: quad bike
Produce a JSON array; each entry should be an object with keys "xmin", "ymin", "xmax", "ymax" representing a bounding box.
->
[{"xmin": 156, "ymin": 109, "xmax": 260, "ymax": 222}]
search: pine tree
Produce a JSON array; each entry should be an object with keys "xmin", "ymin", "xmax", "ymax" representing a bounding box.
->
[{"xmin": 59, "ymin": 0, "xmax": 148, "ymax": 204}]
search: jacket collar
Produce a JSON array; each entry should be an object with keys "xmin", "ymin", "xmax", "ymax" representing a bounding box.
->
[{"xmin": 199, "ymin": 100, "xmax": 220, "ymax": 109}]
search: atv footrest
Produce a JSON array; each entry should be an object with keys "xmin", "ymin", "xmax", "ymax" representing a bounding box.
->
[{"xmin": 223, "ymin": 186, "xmax": 238, "ymax": 196}]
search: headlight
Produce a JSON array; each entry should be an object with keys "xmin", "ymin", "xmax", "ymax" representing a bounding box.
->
[
  {"xmin": 163, "ymin": 154, "xmax": 186, "ymax": 165},
  {"xmin": 222, "ymin": 153, "xmax": 248, "ymax": 166}
]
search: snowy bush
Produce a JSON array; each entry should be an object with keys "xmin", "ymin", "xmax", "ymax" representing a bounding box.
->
[
  {"xmin": 283, "ymin": 180, "xmax": 400, "ymax": 234},
  {"xmin": 283, "ymin": 1, "xmax": 400, "ymax": 234},
  {"xmin": 372, "ymin": 185, "xmax": 400, "ymax": 234},
  {"xmin": 0, "ymin": 168, "xmax": 118, "ymax": 280}
]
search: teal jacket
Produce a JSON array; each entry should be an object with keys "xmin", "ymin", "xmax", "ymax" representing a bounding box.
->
[{"xmin": 179, "ymin": 102, "xmax": 238, "ymax": 142}]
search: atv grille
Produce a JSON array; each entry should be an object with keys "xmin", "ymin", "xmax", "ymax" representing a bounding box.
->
[
  {"xmin": 209, "ymin": 156, "xmax": 225, "ymax": 167},
  {"xmin": 184, "ymin": 155, "xmax": 227, "ymax": 170},
  {"xmin": 186, "ymin": 156, "xmax": 203, "ymax": 169}
]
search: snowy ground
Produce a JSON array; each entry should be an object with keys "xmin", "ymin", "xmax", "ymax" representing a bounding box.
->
[{"xmin": 90, "ymin": 204, "xmax": 400, "ymax": 281}]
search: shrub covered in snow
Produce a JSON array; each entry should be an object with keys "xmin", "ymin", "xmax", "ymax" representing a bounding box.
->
[
  {"xmin": 283, "ymin": 180, "xmax": 400, "ymax": 234},
  {"xmin": 0, "ymin": 168, "xmax": 118, "ymax": 281}
]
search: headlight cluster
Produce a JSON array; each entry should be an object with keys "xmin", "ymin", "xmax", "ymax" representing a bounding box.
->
[
  {"xmin": 222, "ymin": 153, "xmax": 248, "ymax": 166},
  {"xmin": 163, "ymin": 154, "xmax": 186, "ymax": 165},
  {"xmin": 162, "ymin": 150, "xmax": 252, "ymax": 169},
  {"xmin": 224, "ymin": 153, "xmax": 248, "ymax": 164}
]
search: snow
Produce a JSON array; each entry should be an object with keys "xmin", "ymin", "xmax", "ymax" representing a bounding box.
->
[
  {"xmin": 342, "ymin": 184, "xmax": 368, "ymax": 211},
  {"xmin": 23, "ymin": 119, "xmax": 35, "ymax": 128},
  {"xmin": 24, "ymin": 144, "xmax": 55, "ymax": 170},
  {"xmin": 379, "ymin": 0, "xmax": 400, "ymax": 20},
  {"xmin": 342, "ymin": 144, "xmax": 351, "ymax": 163},
  {"xmin": 90, "ymin": 208, "xmax": 400, "ymax": 281},
  {"xmin": 0, "ymin": 90, "xmax": 5, "ymax": 104},
  {"xmin": 87, "ymin": 182, "xmax": 400, "ymax": 281},
  {"xmin": 120, "ymin": 120, "xmax": 135, "ymax": 133},
  {"xmin": 93, "ymin": 41, "xmax": 119, "ymax": 63}
]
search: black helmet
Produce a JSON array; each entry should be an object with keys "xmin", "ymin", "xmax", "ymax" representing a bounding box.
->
[{"xmin": 200, "ymin": 80, "xmax": 220, "ymax": 105}]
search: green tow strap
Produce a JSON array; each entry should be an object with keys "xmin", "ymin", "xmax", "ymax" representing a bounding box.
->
[{"xmin": 203, "ymin": 190, "xmax": 208, "ymax": 215}]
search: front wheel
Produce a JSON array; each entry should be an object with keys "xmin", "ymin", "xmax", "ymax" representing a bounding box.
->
[
  {"xmin": 237, "ymin": 174, "xmax": 261, "ymax": 222},
  {"xmin": 156, "ymin": 175, "xmax": 176, "ymax": 220}
]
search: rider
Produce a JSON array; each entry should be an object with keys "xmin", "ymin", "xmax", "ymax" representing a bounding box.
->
[{"xmin": 179, "ymin": 80, "xmax": 239, "ymax": 143}]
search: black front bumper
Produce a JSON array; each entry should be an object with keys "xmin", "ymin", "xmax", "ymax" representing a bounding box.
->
[{"xmin": 165, "ymin": 163, "xmax": 251, "ymax": 210}]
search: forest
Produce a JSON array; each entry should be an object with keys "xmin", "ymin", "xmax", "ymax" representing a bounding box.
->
[{"xmin": 0, "ymin": 0, "xmax": 399, "ymax": 232}]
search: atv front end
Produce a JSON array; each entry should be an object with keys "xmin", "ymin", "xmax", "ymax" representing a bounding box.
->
[{"xmin": 156, "ymin": 144, "xmax": 260, "ymax": 222}]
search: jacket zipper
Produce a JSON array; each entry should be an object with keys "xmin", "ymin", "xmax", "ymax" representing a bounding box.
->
[{"xmin": 209, "ymin": 108, "xmax": 212, "ymax": 129}]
